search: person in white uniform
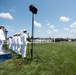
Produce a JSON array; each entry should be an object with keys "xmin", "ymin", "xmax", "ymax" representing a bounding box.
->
[
  {"xmin": 14, "ymin": 33, "xmax": 18, "ymax": 53},
  {"xmin": 12, "ymin": 34, "xmax": 16, "ymax": 52},
  {"xmin": 0, "ymin": 26, "xmax": 5, "ymax": 53},
  {"xmin": 8, "ymin": 36, "xmax": 12, "ymax": 49},
  {"xmin": 17, "ymin": 33, "xmax": 22, "ymax": 54},
  {"xmin": 22, "ymin": 29, "xmax": 27, "ymax": 58},
  {"xmin": 12, "ymin": 35, "xmax": 15, "ymax": 51}
]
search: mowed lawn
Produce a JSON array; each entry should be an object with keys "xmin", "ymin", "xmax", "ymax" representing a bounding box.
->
[{"xmin": 0, "ymin": 42, "xmax": 76, "ymax": 75}]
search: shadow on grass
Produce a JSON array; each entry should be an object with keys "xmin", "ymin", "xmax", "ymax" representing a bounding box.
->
[
  {"xmin": 16, "ymin": 55, "xmax": 22, "ymax": 59},
  {"xmin": 24, "ymin": 56, "xmax": 44, "ymax": 63}
]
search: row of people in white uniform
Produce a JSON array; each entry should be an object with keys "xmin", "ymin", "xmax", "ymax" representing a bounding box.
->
[{"xmin": 8, "ymin": 30, "xmax": 27, "ymax": 58}]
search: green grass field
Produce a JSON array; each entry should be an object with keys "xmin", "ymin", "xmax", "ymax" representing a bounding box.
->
[{"xmin": 0, "ymin": 42, "xmax": 76, "ymax": 75}]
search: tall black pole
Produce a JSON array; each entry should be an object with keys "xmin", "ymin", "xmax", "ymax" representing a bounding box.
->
[
  {"xmin": 6, "ymin": 31, "xmax": 7, "ymax": 39},
  {"xmin": 4, "ymin": 29, "xmax": 8, "ymax": 40},
  {"xmin": 31, "ymin": 13, "xmax": 34, "ymax": 59}
]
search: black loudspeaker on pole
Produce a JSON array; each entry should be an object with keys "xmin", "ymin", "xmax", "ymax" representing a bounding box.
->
[{"xmin": 26, "ymin": 5, "xmax": 43, "ymax": 62}]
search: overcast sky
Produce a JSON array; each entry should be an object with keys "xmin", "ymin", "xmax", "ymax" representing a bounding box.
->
[{"xmin": 0, "ymin": 0, "xmax": 76, "ymax": 38}]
